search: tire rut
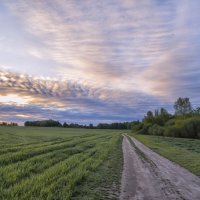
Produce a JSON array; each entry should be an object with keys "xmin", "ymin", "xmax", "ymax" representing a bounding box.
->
[
  {"xmin": 128, "ymin": 136, "xmax": 185, "ymax": 200},
  {"xmin": 120, "ymin": 135, "xmax": 200, "ymax": 200}
]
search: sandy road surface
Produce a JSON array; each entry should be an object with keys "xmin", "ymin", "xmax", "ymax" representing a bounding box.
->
[{"xmin": 120, "ymin": 135, "xmax": 200, "ymax": 200}]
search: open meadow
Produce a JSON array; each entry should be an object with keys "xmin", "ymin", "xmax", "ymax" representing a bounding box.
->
[{"xmin": 0, "ymin": 126, "xmax": 123, "ymax": 200}]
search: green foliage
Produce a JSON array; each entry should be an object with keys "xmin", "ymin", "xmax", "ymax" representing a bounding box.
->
[
  {"xmin": 137, "ymin": 123, "xmax": 152, "ymax": 135},
  {"xmin": 137, "ymin": 117, "xmax": 200, "ymax": 139},
  {"xmin": 131, "ymin": 121, "xmax": 143, "ymax": 132},
  {"xmin": 176, "ymin": 118, "xmax": 200, "ymax": 138},
  {"xmin": 174, "ymin": 97, "xmax": 192, "ymax": 116},
  {"xmin": 25, "ymin": 120, "xmax": 133, "ymax": 130},
  {"xmin": 25, "ymin": 119, "xmax": 62, "ymax": 127},
  {"xmin": 148, "ymin": 124, "xmax": 164, "ymax": 136},
  {"xmin": 143, "ymin": 107, "xmax": 171, "ymax": 126},
  {"xmin": 133, "ymin": 97, "xmax": 200, "ymax": 139},
  {"xmin": 0, "ymin": 126, "xmax": 123, "ymax": 200},
  {"xmin": 165, "ymin": 119, "xmax": 175, "ymax": 126},
  {"xmin": 96, "ymin": 122, "xmax": 133, "ymax": 129},
  {"xmin": 163, "ymin": 126, "xmax": 180, "ymax": 137}
]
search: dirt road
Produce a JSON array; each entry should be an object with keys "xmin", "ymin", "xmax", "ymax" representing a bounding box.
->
[{"xmin": 120, "ymin": 135, "xmax": 200, "ymax": 200}]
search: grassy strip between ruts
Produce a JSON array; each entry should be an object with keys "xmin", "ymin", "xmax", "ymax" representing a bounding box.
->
[{"xmin": 128, "ymin": 132, "xmax": 200, "ymax": 177}]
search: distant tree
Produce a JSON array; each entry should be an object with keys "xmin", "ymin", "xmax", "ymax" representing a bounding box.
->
[
  {"xmin": 160, "ymin": 108, "xmax": 168, "ymax": 115},
  {"xmin": 192, "ymin": 107, "xmax": 200, "ymax": 116},
  {"xmin": 89, "ymin": 123, "xmax": 93, "ymax": 129},
  {"xmin": 24, "ymin": 119, "xmax": 62, "ymax": 127},
  {"xmin": 10, "ymin": 122, "xmax": 18, "ymax": 126},
  {"xmin": 63, "ymin": 122, "xmax": 69, "ymax": 128},
  {"xmin": 143, "ymin": 108, "xmax": 172, "ymax": 126},
  {"xmin": 147, "ymin": 111, "xmax": 153, "ymax": 118},
  {"xmin": 96, "ymin": 122, "xmax": 132, "ymax": 129},
  {"xmin": 159, "ymin": 107, "xmax": 172, "ymax": 125},
  {"xmin": 0, "ymin": 121, "xmax": 18, "ymax": 126},
  {"xmin": 154, "ymin": 109, "xmax": 159, "ymax": 117},
  {"xmin": 143, "ymin": 111, "xmax": 154, "ymax": 124},
  {"xmin": 174, "ymin": 97, "xmax": 192, "ymax": 116}
]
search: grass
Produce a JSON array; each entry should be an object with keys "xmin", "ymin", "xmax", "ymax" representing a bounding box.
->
[
  {"xmin": 71, "ymin": 136, "xmax": 123, "ymax": 200},
  {"xmin": 0, "ymin": 126, "xmax": 123, "ymax": 200},
  {"xmin": 129, "ymin": 132, "xmax": 200, "ymax": 176}
]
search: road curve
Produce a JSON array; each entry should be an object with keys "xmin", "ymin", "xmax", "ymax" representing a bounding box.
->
[{"xmin": 120, "ymin": 135, "xmax": 200, "ymax": 200}]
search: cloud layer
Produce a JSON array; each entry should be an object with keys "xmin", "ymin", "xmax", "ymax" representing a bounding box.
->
[{"xmin": 0, "ymin": 0, "xmax": 200, "ymax": 123}]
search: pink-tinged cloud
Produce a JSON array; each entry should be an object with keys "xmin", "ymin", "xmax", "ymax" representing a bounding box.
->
[{"xmin": 0, "ymin": 0, "xmax": 200, "ymax": 123}]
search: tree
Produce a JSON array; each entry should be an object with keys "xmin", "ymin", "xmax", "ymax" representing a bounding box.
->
[
  {"xmin": 143, "ymin": 111, "xmax": 154, "ymax": 124},
  {"xmin": 147, "ymin": 111, "xmax": 153, "ymax": 118},
  {"xmin": 24, "ymin": 119, "xmax": 62, "ymax": 127},
  {"xmin": 63, "ymin": 122, "xmax": 69, "ymax": 128},
  {"xmin": 89, "ymin": 123, "xmax": 93, "ymax": 129},
  {"xmin": 160, "ymin": 107, "xmax": 168, "ymax": 115},
  {"xmin": 174, "ymin": 97, "xmax": 192, "ymax": 116},
  {"xmin": 192, "ymin": 107, "xmax": 200, "ymax": 115}
]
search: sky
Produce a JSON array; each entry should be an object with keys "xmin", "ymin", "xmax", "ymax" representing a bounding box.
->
[{"xmin": 0, "ymin": 0, "xmax": 200, "ymax": 125}]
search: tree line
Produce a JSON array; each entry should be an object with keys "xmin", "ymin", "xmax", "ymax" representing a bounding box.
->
[
  {"xmin": 0, "ymin": 122, "xmax": 18, "ymax": 126},
  {"xmin": 24, "ymin": 119, "xmax": 134, "ymax": 130},
  {"xmin": 5, "ymin": 97, "xmax": 200, "ymax": 139},
  {"xmin": 132, "ymin": 97, "xmax": 200, "ymax": 139},
  {"xmin": 24, "ymin": 120, "xmax": 62, "ymax": 127}
]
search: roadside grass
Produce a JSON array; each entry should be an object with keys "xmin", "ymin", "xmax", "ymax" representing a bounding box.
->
[
  {"xmin": 129, "ymin": 132, "xmax": 200, "ymax": 176},
  {"xmin": 0, "ymin": 126, "xmax": 123, "ymax": 200}
]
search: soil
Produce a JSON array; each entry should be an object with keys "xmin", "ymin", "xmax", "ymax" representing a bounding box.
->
[{"xmin": 120, "ymin": 135, "xmax": 200, "ymax": 200}]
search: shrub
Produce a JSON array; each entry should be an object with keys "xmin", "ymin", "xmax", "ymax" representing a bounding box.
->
[
  {"xmin": 165, "ymin": 119, "xmax": 175, "ymax": 126},
  {"xmin": 138, "ymin": 123, "xmax": 153, "ymax": 135},
  {"xmin": 132, "ymin": 122, "xmax": 143, "ymax": 132},
  {"xmin": 164, "ymin": 117, "xmax": 200, "ymax": 138},
  {"xmin": 179, "ymin": 118, "xmax": 200, "ymax": 138},
  {"xmin": 148, "ymin": 124, "xmax": 164, "ymax": 136},
  {"xmin": 164, "ymin": 126, "xmax": 180, "ymax": 137}
]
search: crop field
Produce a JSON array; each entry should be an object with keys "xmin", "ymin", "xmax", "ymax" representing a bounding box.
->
[
  {"xmin": 0, "ymin": 126, "xmax": 123, "ymax": 200},
  {"xmin": 129, "ymin": 133, "xmax": 200, "ymax": 176}
]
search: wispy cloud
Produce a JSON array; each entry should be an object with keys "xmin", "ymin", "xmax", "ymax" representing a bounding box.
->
[
  {"xmin": 0, "ymin": 0, "xmax": 200, "ymax": 123},
  {"xmin": 3, "ymin": 0, "xmax": 176, "ymax": 88}
]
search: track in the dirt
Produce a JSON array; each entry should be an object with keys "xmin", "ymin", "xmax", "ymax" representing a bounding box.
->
[{"xmin": 120, "ymin": 135, "xmax": 200, "ymax": 200}]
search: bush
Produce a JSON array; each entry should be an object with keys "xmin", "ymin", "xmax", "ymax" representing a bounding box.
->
[
  {"xmin": 178, "ymin": 118, "xmax": 200, "ymax": 138},
  {"xmin": 163, "ymin": 117, "xmax": 200, "ymax": 138},
  {"xmin": 148, "ymin": 124, "xmax": 164, "ymax": 136},
  {"xmin": 137, "ymin": 123, "xmax": 153, "ymax": 135},
  {"xmin": 164, "ymin": 126, "xmax": 180, "ymax": 137},
  {"xmin": 132, "ymin": 122, "xmax": 143, "ymax": 132},
  {"xmin": 165, "ymin": 119, "xmax": 175, "ymax": 126}
]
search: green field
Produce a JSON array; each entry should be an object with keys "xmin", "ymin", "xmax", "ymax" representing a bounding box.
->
[
  {"xmin": 129, "ymin": 132, "xmax": 200, "ymax": 176},
  {"xmin": 0, "ymin": 126, "xmax": 123, "ymax": 200}
]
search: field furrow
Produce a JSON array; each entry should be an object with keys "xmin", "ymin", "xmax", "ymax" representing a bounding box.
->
[
  {"xmin": 0, "ymin": 134, "xmax": 108, "ymax": 166},
  {"xmin": 5, "ymin": 151, "xmax": 94, "ymax": 200},
  {"xmin": 0, "ymin": 127, "xmax": 122, "ymax": 200},
  {"xmin": 0, "ymin": 136, "xmax": 107, "ymax": 188}
]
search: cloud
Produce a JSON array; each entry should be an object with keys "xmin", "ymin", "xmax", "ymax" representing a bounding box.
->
[
  {"xmin": 137, "ymin": 0, "xmax": 200, "ymax": 100},
  {"xmin": 1, "ymin": 1, "xmax": 200, "ymax": 122},
  {"xmin": 3, "ymin": 0, "xmax": 176, "ymax": 89},
  {"xmin": 0, "ymin": 69, "xmax": 169, "ymax": 123}
]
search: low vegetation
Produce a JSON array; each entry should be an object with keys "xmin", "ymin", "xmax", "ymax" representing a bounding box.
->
[{"xmin": 0, "ymin": 126, "xmax": 123, "ymax": 200}]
